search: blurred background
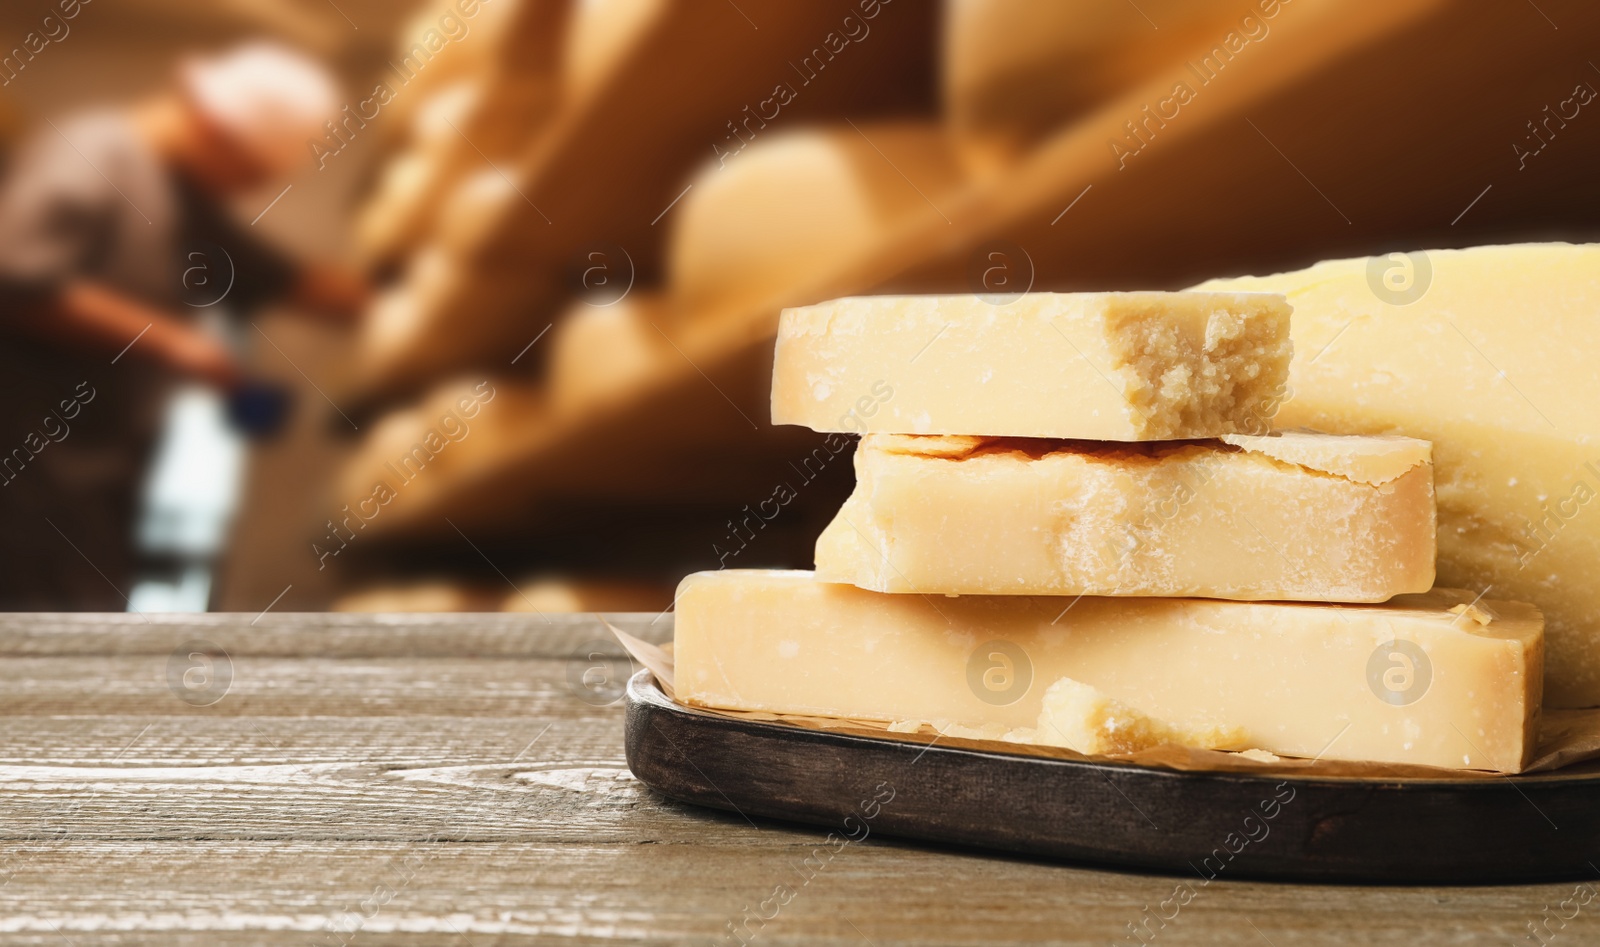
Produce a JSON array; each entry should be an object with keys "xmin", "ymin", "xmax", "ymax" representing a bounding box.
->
[{"xmin": 0, "ymin": 0, "xmax": 1596, "ymax": 614}]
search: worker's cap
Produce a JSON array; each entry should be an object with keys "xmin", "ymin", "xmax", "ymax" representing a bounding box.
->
[{"xmin": 182, "ymin": 42, "xmax": 340, "ymax": 176}]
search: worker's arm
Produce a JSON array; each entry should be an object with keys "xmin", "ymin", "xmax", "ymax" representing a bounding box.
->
[
  {"xmin": 284, "ymin": 263, "xmax": 371, "ymax": 324},
  {"xmin": 0, "ymin": 120, "xmax": 250, "ymax": 387},
  {"xmin": 5, "ymin": 281, "xmax": 243, "ymax": 388}
]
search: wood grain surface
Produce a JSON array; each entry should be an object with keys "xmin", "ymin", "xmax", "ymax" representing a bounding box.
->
[{"xmin": 0, "ymin": 613, "xmax": 1589, "ymax": 946}]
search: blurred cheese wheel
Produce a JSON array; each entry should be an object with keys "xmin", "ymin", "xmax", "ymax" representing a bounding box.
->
[
  {"xmin": 435, "ymin": 167, "xmax": 520, "ymax": 253},
  {"xmin": 355, "ymin": 150, "xmax": 439, "ymax": 261},
  {"xmin": 355, "ymin": 82, "xmax": 482, "ymax": 262},
  {"xmin": 334, "ymin": 582, "xmax": 502, "ymax": 613},
  {"xmin": 358, "ymin": 286, "xmax": 425, "ymax": 379},
  {"xmin": 381, "ymin": 0, "xmax": 521, "ymax": 130},
  {"xmin": 668, "ymin": 123, "xmax": 962, "ymax": 322},
  {"xmin": 946, "ymin": 0, "xmax": 1245, "ymax": 170},
  {"xmin": 565, "ymin": 0, "xmax": 667, "ymax": 101},
  {"xmin": 357, "ymin": 247, "xmax": 555, "ymax": 391},
  {"xmin": 340, "ymin": 397, "xmax": 429, "ymax": 501},
  {"xmin": 465, "ymin": 75, "xmax": 561, "ymax": 155},
  {"xmin": 451, "ymin": 379, "xmax": 545, "ymax": 456},
  {"xmin": 353, "ymin": 149, "xmax": 448, "ymax": 263},
  {"xmin": 360, "ymin": 247, "xmax": 456, "ymax": 366},
  {"xmin": 338, "ymin": 376, "xmax": 475, "ymax": 501},
  {"xmin": 500, "ymin": 578, "xmax": 675, "ymax": 613},
  {"xmin": 549, "ymin": 294, "xmax": 670, "ymax": 417},
  {"xmin": 340, "ymin": 377, "xmax": 545, "ymax": 511},
  {"xmin": 409, "ymin": 80, "xmax": 483, "ymax": 150}
]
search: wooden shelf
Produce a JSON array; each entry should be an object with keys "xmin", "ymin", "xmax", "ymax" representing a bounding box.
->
[
  {"xmin": 348, "ymin": 0, "xmax": 939, "ymax": 403},
  {"xmin": 351, "ymin": 0, "xmax": 1600, "ymax": 540}
]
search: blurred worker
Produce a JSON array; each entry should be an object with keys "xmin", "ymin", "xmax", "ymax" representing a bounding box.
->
[{"xmin": 0, "ymin": 43, "xmax": 369, "ymax": 610}]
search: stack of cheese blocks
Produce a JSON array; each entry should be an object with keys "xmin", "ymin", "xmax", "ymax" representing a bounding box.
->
[{"xmin": 671, "ymin": 293, "xmax": 1545, "ymax": 774}]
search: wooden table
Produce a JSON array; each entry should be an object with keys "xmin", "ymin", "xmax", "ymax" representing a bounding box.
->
[{"xmin": 0, "ymin": 614, "xmax": 1582, "ymax": 945}]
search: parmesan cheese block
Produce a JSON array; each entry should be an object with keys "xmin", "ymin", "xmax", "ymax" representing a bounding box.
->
[
  {"xmin": 674, "ymin": 570, "xmax": 1544, "ymax": 772},
  {"xmin": 772, "ymin": 292, "xmax": 1292, "ymax": 439},
  {"xmin": 815, "ymin": 431, "xmax": 1435, "ymax": 600},
  {"xmin": 1196, "ymin": 243, "xmax": 1600, "ymax": 707},
  {"xmin": 668, "ymin": 125, "xmax": 963, "ymax": 324}
]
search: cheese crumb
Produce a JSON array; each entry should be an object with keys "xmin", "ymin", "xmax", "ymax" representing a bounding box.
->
[{"xmin": 1448, "ymin": 603, "xmax": 1495, "ymax": 626}]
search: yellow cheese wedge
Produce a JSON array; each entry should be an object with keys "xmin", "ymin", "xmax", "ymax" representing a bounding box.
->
[
  {"xmin": 814, "ymin": 432, "xmax": 1435, "ymax": 601},
  {"xmin": 674, "ymin": 570, "xmax": 1543, "ymax": 773},
  {"xmin": 771, "ymin": 292, "xmax": 1291, "ymax": 440},
  {"xmin": 1196, "ymin": 243, "xmax": 1600, "ymax": 706}
]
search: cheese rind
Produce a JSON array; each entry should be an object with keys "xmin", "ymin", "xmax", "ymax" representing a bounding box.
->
[
  {"xmin": 1034, "ymin": 677, "xmax": 1248, "ymax": 755},
  {"xmin": 771, "ymin": 292, "xmax": 1292, "ymax": 440},
  {"xmin": 674, "ymin": 571, "xmax": 1543, "ymax": 772},
  {"xmin": 1196, "ymin": 243, "xmax": 1600, "ymax": 706},
  {"xmin": 1219, "ymin": 430, "xmax": 1431, "ymax": 485},
  {"xmin": 814, "ymin": 433, "xmax": 1436, "ymax": 600}
]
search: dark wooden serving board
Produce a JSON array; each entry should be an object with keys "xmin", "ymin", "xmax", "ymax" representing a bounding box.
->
[{"xmin": 624, "ymin": 671, "xmax": 1600, "ymax": 884}]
